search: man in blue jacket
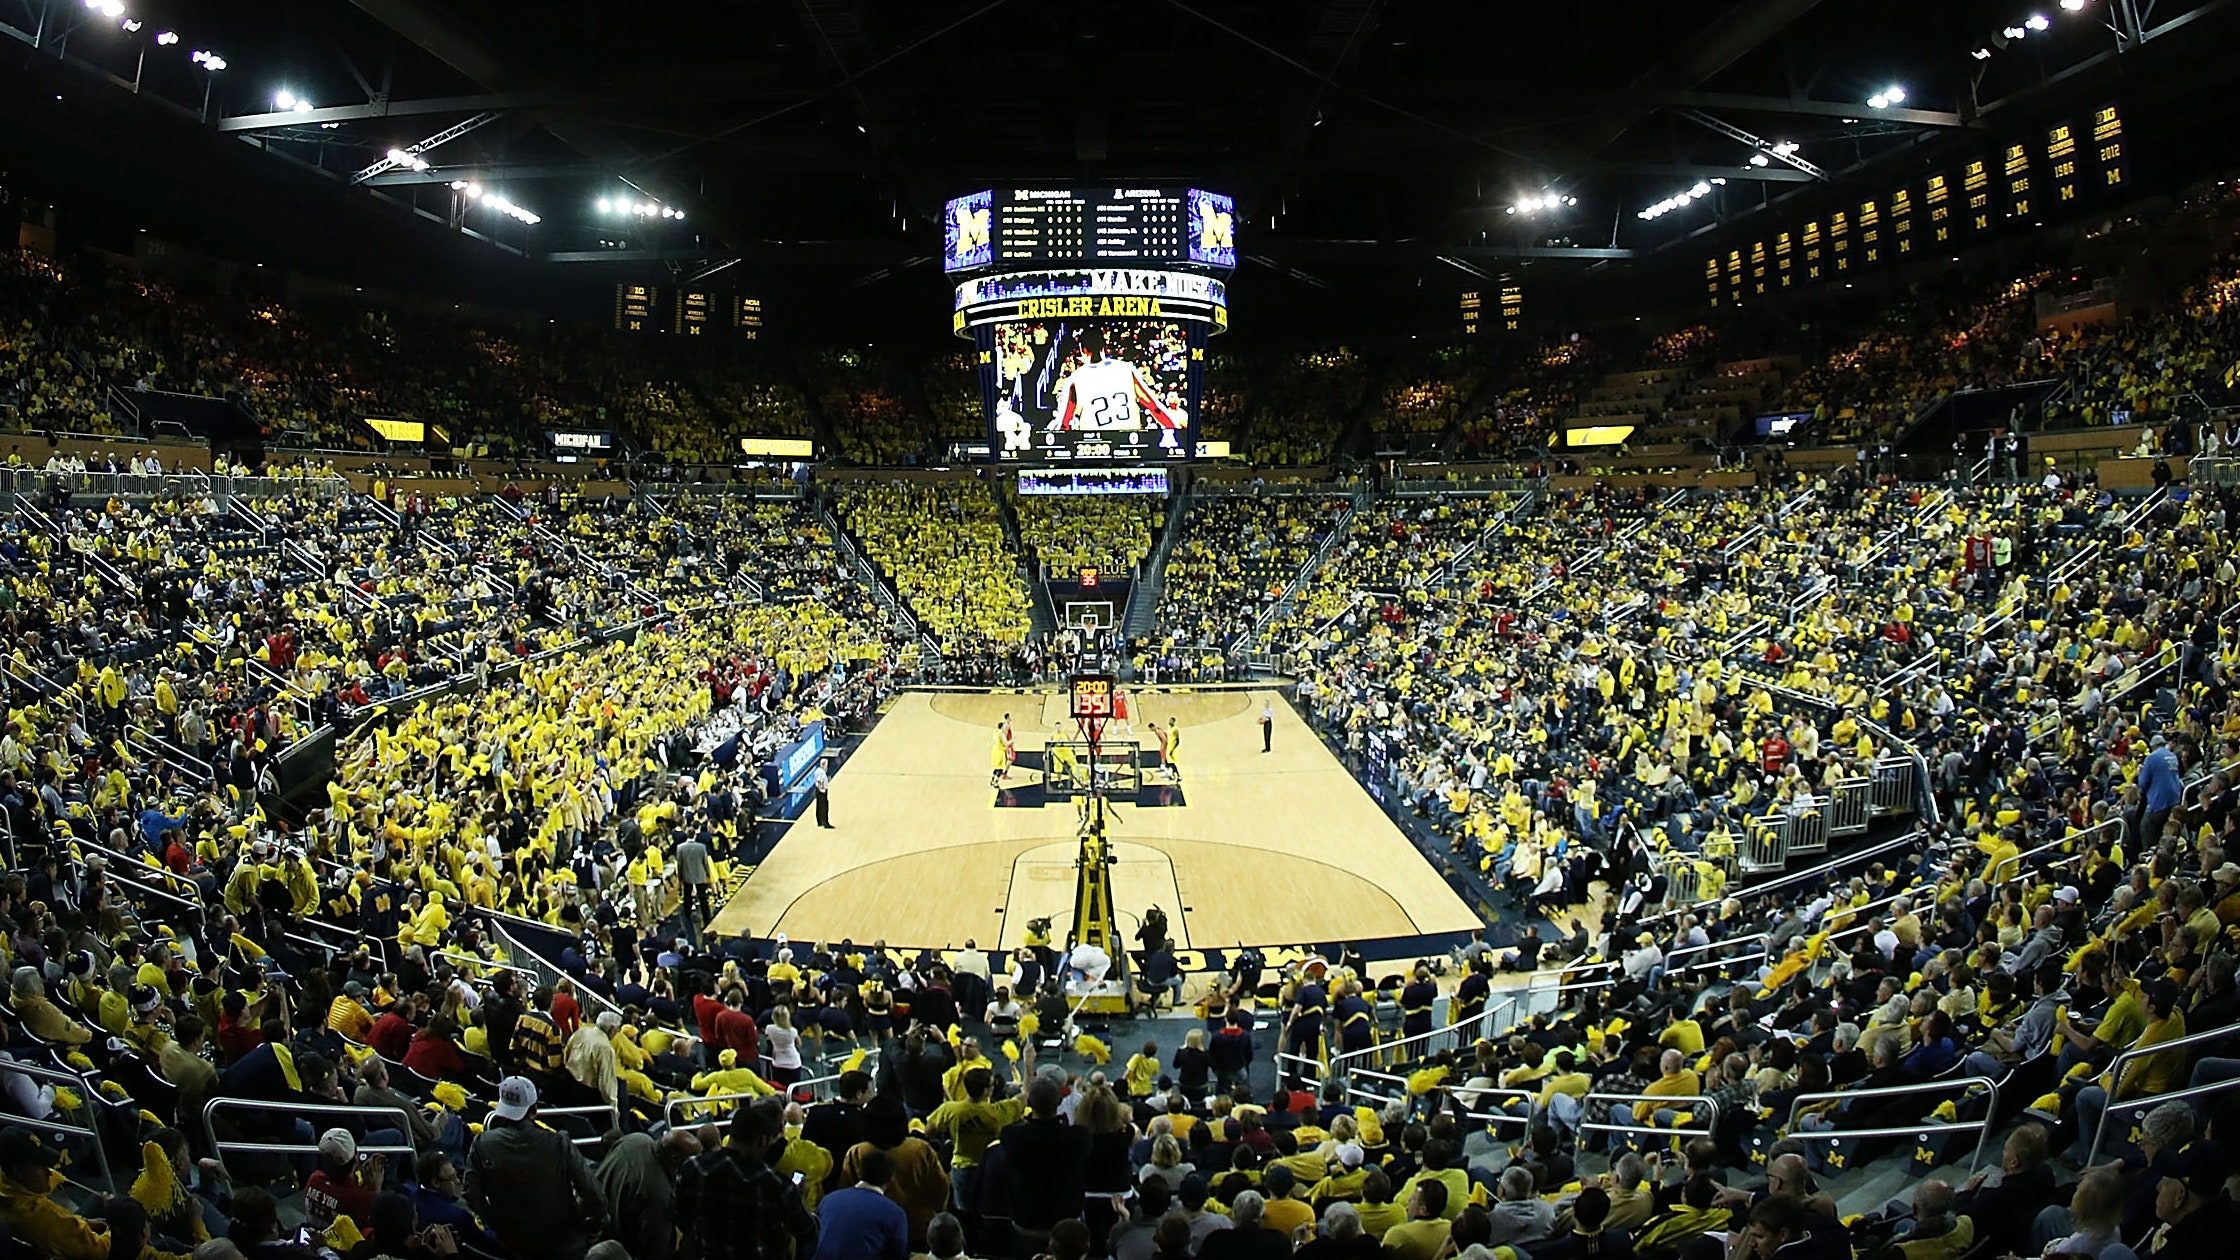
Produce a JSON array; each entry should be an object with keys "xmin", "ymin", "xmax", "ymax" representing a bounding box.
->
[{"xmin": 2139, "ymin": 735, "xmax": 2185, "ymax": 848}]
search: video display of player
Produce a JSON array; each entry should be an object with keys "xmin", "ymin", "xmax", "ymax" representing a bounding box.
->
[{"xmin": 990, "ymin": 318, "xmax": 1192, "ymax": 461}]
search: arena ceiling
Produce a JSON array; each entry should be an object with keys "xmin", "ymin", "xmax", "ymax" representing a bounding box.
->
[{"xmin": 3, "ymin": 0, "xmax": 2237, "ymax": 313}]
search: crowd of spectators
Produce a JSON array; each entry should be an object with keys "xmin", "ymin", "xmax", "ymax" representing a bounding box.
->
[
  {"xmin": 832, "ymin": 482, "xmax": 1033, "ymax": 649},
  {"xmin": 1013, "ymin": 496, "xmax": 1159, "ymax": 582}
]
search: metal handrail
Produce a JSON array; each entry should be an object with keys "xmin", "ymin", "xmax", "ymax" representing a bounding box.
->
[
  {"xmin": 1819, "ymin": 882, "xmax": 1935, "ymax": 938},
  {"xmin": 2084, "ymin": 1074, "xmax": 2240, "ymax": 1167},
  {"xmin": 1669, "ymin": 937, "xmax": 1770, "ymax": 978},
  {"xmin": 1454, "ymin": 1087, "xmax": 1540, "ymax": 1133},
  {"xmin": 428, "ymin": 948, "xmax": 537, "ymax": 979},
  {"xmin": 125, "ymin": 725, "xmax": 218, "ymax": 783},
  {"xmin": 1576, "ymin": 1091, "xmax": 1722, "ymax": 1140},
  {"xmin": 1275, "ymin": 1051, "xmax": 1327, "ymax": 1091},
  {"xmin": 1637, "ymin": 828, "xmax": 1925, "ymax": 930},
  {"xmin": 1660, "ymin": 934, "xmax": 1768, "ymax": 974},
  {"xmin": 1326, "ymin": 991, "xmax": 1521, "ymax": 1081},
  {"xmin": 664, "ymin": 1084, "xmax": 808, "ymax": 1128},
  {"xmin": 1783, "ymin": 1076, "xmax": 2001, "ymax": 1174},
  {"xmin": 1995, "ymin": 816, "xmax": 2126, "ymax": 891},
  {"xmin": 0, "ymin": 1057, "xmax": 113, "ymax": 1190},
  {"xmin": 539, "ymin": 1102, "xmax": 620, "ymax": 1149},
  {"xmin": 2083, "ymin": 1024, "xmax": 2240, "ymax": 1161},
  {"xmin": 202, "ymin": 1097, "xmax": 418, "ymax": 1178}
]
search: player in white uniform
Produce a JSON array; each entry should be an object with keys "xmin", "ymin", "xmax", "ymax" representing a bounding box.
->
[
  {"xmin": 1054, "ymin": 328, "xmax": 1182, "ymax": 435},
  {"xmin": 994, "ymin": 397, "xmax": 1032, "ymax": 455}
]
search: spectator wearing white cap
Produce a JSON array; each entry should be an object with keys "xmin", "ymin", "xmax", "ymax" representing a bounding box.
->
[
  {"xmin": 2211, "ymin": 863, "xmax": 2240, "ymax": 923},
  {"xmin": 304, "ymin": 1127, "xmax": 382, "ymax": 1239},
  {"xmin": 463, "ymin": 1076, "xmax": 608, "ymax": 1260}
]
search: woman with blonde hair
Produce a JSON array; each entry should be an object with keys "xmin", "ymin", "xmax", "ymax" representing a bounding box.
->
[
  {"xmin": 1175, "ymin": 1027, "xmax": 1211, "ymax": 1101},
  {"xmin": 767, "ymin": 1005, "xmax": 803, "ymax": 1086},
  {"xmin": 1140, "ymin": 1133, "xmax": 1194, "ymax": 1190}
]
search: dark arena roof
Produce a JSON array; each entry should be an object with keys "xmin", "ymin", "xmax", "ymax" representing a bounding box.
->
[{"xmin": 5, "ymin": 0, "xmax": 2240, "ymax": 333}]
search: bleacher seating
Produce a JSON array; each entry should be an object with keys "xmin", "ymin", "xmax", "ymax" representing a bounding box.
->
[{"xmin": 5, "ymin": 184, "xmax": 2240, "ymax": 1260}]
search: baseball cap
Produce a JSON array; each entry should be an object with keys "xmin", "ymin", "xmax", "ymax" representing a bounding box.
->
[
  {"xmin": 2173, "ymin": 1145, "xmax": 2232, "ymax": 1197},
  {"xmin": 317, "ymin": 1128, "xmax": 357, "ymax": 1163},
  {"xmin": 492, "ymin": 1075, "xmax": 538, "ymax": 1122},
  {"xmin": 2053, "ymin": 886, "xmax": 2080, "ymax": 905},
  {"xmin": 2215, "ymin": 863, "xmax": 2240, "ymax": 886},
  {"xmin": 1337, "ymin": 1142, "xmax": 1365, "ymax": 1169},
  {"xmin": 0, "ymin": 1128, "xmax": 58, "ymax": 1169}
]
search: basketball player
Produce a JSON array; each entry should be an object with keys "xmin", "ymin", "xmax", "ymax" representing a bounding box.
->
[
  {"xmin": 990, "ymin": 719, "xmax": 1010, "ymax": 788},
  {"xmin": 1054, "ymin": 328, "xmax": 1183, "ymax": 434},
  {"xmin": 1048, "ymin": 737, "xmax": 1080, "ymax": 791},
  {"xmin": 994, "ymin": 397, "xmax": 1031, "ymax": 456},
  {"xmin": 1160, "ymin": 720, "xmax": 1181, "ymax": 782},
  {"xmin": 1143, "ymin": 721, "xmax": 1162, "ymax": 781}
]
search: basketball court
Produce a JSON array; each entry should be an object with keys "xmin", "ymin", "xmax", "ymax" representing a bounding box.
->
[{"xmin": 709, "ymin": 687, "xmax": 1482, "ymax": 954}]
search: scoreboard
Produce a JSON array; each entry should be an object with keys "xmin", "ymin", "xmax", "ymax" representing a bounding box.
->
[{"xmin": 945, "ymin": 187, "xmax": 1236, "ymax": 273}]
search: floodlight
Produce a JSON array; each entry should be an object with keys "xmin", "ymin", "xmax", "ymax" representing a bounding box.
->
[
  {"xmin": 2025, "ymin": 12, "xmax": 2050, "ymax": 29},
  {"xmin": 1749, "ymin": 155, "xmax": 1770, "ymax": 167},
  {"xmin": 154, "ymin": 30, "xmax": 176, "ymax": 43},
  {"xmin": 274, "ymin": 91, "xmax": 297, "ymax": 110}
]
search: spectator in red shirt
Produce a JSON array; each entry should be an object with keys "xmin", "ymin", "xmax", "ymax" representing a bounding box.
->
[
  {"xmin": 712, "ymin": 992, "xmax": 760, "ymax": 1069},
  {"xmin": 369, "ymin": 993, "xmax": 421, "ymax": 1062},
  {"xmin": 691, "ymin": 979, "xmax": 727, "ymax": 1048},
  {"xmin": 1761, "ymin": 730, "xmax": 1791, "ymax": 776},
  {"xmin": 305, "ymin": 1128, "xmax": 385, "ymax": 1237},
  {"xmin": 551, "ymin": 979, "xmax": 582, "ymax": 1039},
  {"xmin": 404, "ymin": 1014, "xmax": 468, "ymax": 1082},
  {"xmin": 215, "ymin": 991, "xmax": 266, "ymax": 1066}
]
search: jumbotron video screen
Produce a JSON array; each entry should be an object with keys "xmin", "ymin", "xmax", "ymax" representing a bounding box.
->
[{"xmin": 989, "ymin": 318, "xmax": 1193, "ymax": 461}]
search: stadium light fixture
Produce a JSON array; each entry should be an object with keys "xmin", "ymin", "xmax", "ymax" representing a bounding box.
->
[
  {"xmin": 2059, "ymin": 0, "xmax": 2087, "ymax": 9},
  {"xmin": 121, "ymin": 18, "xmax": 141, "ymax": 31},
  {"xmin": 1748, "ymin": 154, "xmax": 1770, "ymax": 167},
  {"xmin": 384, "ymin": 147, "xmax": 431, "ymax": 172},
  {"xmin": 1637, "ymin": 177, "xmax": 1724, "ymax": 221},
  {"xmin": 274, "ymin": 90, "xmax": 296, "ymax": 110},
  {"xmin": 190, "ymin": 50, "xmax": 226, "ymax": 70},
  {"xmin": 1973, "ymin": 46, "xmax": 1995, "ymax": 58},
  {"xmin": 81, "ymin": 0, "xmax": 125, "ymax": 17},
  {"xmin": 1867, "ymin": 85, "xmax": 1906, "ymax": 109},
  {"xmin": 452, "ymin": 181, "xmax": 538, "ymax": 225},
  {"xmin": 154, "ymin": 30, "xmax": 177, "ymax": 44},
  {"xmin": 1506, "ymin": 192, "xmax": 1577, "ymax": 214},
  {"xmin": 2025, "ymin": 12, "xmax": 2051, "ymax": 29}
]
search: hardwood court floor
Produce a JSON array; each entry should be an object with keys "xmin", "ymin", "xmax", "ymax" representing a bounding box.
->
[{"xmin": 710, "ymin": 688, "xmax": 1482, "ymax": 952}]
